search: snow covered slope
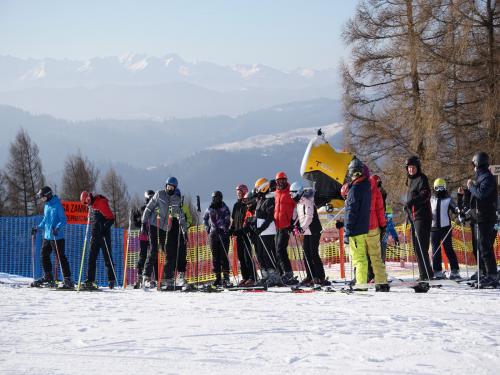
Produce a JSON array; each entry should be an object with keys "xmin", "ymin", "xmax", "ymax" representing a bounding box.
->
[{"xmin": 1, "ymin": 274, "xmax": 499, "ymax": 374}]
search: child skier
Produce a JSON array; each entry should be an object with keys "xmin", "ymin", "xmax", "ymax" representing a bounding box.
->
[{"xmin": 430, "ymin": 178, "xmax": 461, "ymax": 280}]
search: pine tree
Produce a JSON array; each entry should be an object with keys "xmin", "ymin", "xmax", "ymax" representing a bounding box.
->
[
  {"xmin": 3, "ymin": 129, "xmax": 45, "ymax": 216},
  {"xmin": 61, "ymin": 152, "xmax": 99, "ymax": 201}
]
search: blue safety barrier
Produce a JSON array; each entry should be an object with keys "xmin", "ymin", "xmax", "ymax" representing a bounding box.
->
[{"xmin": 0, "ymin": 216, "xmax": 124, "ymax": 287}]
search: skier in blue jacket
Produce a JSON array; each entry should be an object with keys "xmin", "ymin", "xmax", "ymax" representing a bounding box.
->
[{"xmin": 31, "ymin": 186, "xmax": 74, "ymax": 288}]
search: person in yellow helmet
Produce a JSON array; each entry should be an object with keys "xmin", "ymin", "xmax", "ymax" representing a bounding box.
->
[{"xmin": 430, "ymin": 178, "xmax": 461, "ymax": 280}]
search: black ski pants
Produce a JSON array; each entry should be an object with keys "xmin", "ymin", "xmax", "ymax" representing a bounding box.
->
[
  {"xmin": 87, "ymin": 231, "xmax": 114, "ymax": 283},
  {"xmin": 41, "ymin": 239, "xmax": 71, "ymax": 279},
  {"xmin": 256, "ymin": 234, "xmax": 277, "ymax": 270},
  {"xmin": 431, "ymin": 226, "xmax": 459, "ymax": 272},
  {"xmin": 275, "ymin": 229, "xmax": 292, "ymax": 274},
  {"xmin": 236, "ymin": 232, "xmax": 256, "ymax": 280},
  {"xmin": 411, "ymin": 219, "xmax": 433, "ymax": 280},
  {"xmin": 209, "ymin": 232, "xmax": 230, "ymax": 275},
  {"xmin": 476, "ymin": 222, "xmax": 498, "ymax": 277},
  {"xmin": 136, "ymin": 239, "xmax": 149, "ymax": 276},
  {"xmin": 145, "ymin": 225, "xmax": 165, "ymax": 279},
  {"xmin": 302, "ymin": 233, "xmax": 325, "ymax": 280},
  {"xmin": 163, "ymin": 218, "xmax": 187, "ymax": 279}
]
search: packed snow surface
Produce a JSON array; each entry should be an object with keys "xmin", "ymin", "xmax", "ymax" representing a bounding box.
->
[{"xmin": 0, "ymin": 273, "xmax": 499, "ymax": 375}]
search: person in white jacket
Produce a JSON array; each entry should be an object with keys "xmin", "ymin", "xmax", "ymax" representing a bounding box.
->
[{"xmin": 290, "ymin": 181, "xmax": 327, "ymax": 286}]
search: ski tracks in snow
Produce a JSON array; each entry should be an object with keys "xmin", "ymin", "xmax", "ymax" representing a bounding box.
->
[{"xmin": 0, "ymin": 283, "xmax": 499, "ymax": 374}]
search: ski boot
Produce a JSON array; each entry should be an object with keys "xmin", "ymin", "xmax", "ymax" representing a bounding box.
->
[
  {"xmin": 79, "ymin": 280, "xmax": 99, "ymax": 291},
  {"xmin": 470, "ymin": 275, "xmax": 498, "ymax": 289},
  {"xmin": 133, "ymin": 278, "xmax": 142, "ymax": 289},
  {"xmin": 449, "ymin": 270, "xmax": 461, "ymax": 280},
  {"xmin": 160, "ymin": 278, "xmax": 175, "ymax": 291},
  {"xmin": 282, "ymin": 272, "xmax": 299, "ymax": 286},
  {"xmin": 299, "ymin": 277, "xmax": 313, "ymax": 287},
  {"xmin": 212, "ymin": 274, "xmax": 222, "ymax": 287},
  {"xmin": 108, "ymin": 280, "xmax": 115, "ymax": 290},
  {"xmin": 222, "ymin": 273, "xmax": 233, "ymax": 288},
  {"xmin": 314, "ymin": 278, "xmax": 331, "ymax": 287},
  {"xmin": 244, "ymin": 279, "xmax": 256, "ymax": 287},
  {"xmin": 375, "ymin": 283, "xmax": 390, "ymax": 292},
  {"xmin": 413, "ymin": 282, "xmax": 430, "ymax": 293},
  {"xmin": 59, "ymin": 277, "xmax": 75, "ymax": 289},
  {"xmin": 176, "ymin": 272, "xmax": 187, "ymax": 287},
  {"xmin": 265, "ymin": 269, "xmax": 283, "ymax": 287},
  {"xmin": 237, "ymin": 279, "xmax": 248, "ymax": 287},
  {"xmin": 256, "ymin": 270, "xmax": 269, "ymax": 287},
  {"xmin": 469, "ymin": 270, "xmax": 483, "ymax": 281},
  {"xmin": 433, "ymin": 270, "xmax": 447, "ymax": 280},
  {"xmin": 31, "ymin": 274, "xmax": 55, "ymax": 288}
]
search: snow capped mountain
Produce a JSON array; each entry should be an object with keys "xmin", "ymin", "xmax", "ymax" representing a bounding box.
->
[
  {"xmin": 0, "ymin": 53, "xmax": 338, "ymax": 92},
  {"xmin": 209, "ymin": 123, "xmax": 344, "ymax": 151}
]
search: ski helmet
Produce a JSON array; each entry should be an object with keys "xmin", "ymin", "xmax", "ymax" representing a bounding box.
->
[
  {"xmin": 144, "ymin": 189, "xmax": 155, "ymax": 202},
  {"xmin": 236, "ymin": 184, "xmax": 248, "ymax": 195},
  {"xmin": 212, "ymin": 190, "xmax": 223, "ymax": 199},
  {"xmin": 254, "ymin": 178, "xmax": 270, "ymax": 194},
  {"xmin": 243, "ymin": 191, "xmax": 253, "ymax": 203},
  {"xmin": 289, "ymin": 181, "xmax": 304, "ymax": 200},
  {"xmin": 405, "ymin": 156, "xmax": 421, "ymax": 169},
  {"xmin": 165, "ymin": 176, "xmax": 178, "ymax": 188},
  {"xmin": 433, "ymin": 178, "xmax": 447, "ymax": 191},
  {"xmin": 80, "ymin": 191, "xmax": 92, "ymax": 205},
  {"xmin": 347, "ymin": 158, "xmax": 364, "ymax": 180},
  {"xmin": 372, "ymin": 175, "xmax": 382, "ymax": 187},
  {"xmin": 36, "ymin": 186, "xmax": 53, "ymax": 201},
  {"xmin": 472, "ymin": 151, "xmax": 489, "ymax": 168},
  {"xmin": 340, "ymin": 183, "xmax": 350, "ymax": 199},
  {"xmin": 275, "ymin": 171, "xmax": 287, "ymax": 180}
]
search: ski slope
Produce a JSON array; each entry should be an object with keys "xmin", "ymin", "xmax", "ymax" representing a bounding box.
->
[{"xmin": 0, "ymin": 273, "xmax": 499, "ymax": 375}]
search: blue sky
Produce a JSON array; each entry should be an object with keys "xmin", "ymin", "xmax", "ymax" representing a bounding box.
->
[{"xmin": 0, "ymin": 0, "xmax": 358, "ymax": 70}]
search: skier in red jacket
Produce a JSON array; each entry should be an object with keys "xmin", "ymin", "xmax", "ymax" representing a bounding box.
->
[
  {"xmin": 80, "ymin": 191, "xmax": 116, "ymax": 290},
  {"xmin": 274, "ymin": 171, "xmax": 298, "ymax": 285}
]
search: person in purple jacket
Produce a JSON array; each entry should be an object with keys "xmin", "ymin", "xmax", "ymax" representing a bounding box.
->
[{"xmin": 204, "ymin": 191, "xmax": 232, "ymax": 287}]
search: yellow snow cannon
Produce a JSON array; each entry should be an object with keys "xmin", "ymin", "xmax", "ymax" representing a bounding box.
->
[{"xmin": 300, "ymin": 129, "xmax": 353, "ymax": 210}]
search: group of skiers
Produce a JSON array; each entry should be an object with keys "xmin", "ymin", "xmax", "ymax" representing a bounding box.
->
[
  {"xmin": 339, "ymin": 151, "xmax": 498, "ymax": 290},
  {"xmin": 30, "ymin": 150, "xmax": 498, "ymax": 291}
]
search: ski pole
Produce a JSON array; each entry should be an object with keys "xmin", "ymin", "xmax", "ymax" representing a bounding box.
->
[
  {"xmin": 430, "ymin": 225, "xmax": 454, "ymax": 260},
  {"xmin": 241, "ymin": 232, "xmax": 259, "ymax": 282},
  {"xmin": 257, "ymin": 233, "xmax": 279, "ymax": 271},
  {"xmin": 123, "ymin": 209, "xmax": 131, "ymax": 288},
  {"xmin": 406, "ymin": 207, "xmax": 432, "ymax": 281},
  {"xmin": 52, "ymin": 235, "xmax": 64, "ymax": 282},
  {"xmin": 103, "ymin": 234, "xmax": 119, "ymax": 288},
  {"xmin": 292, "ymin": 231, "xmax": 314, "ymax": 283},
  {"xmin": 320, "ymin": 207, "xmax": 345, "ymax": 233},
  {"xmin": 77, "ymin": 208, "xmax": 91, "ymax": 292},
  {"xmin": 217, "ymin": 232, "xmax": 239, "ymax": 285},
  {"xmin": 31, "ymin": 231, "xmax": 36, "ymax": 282},
  {"xmin": 245, "ymin": 232, "xmax": 264, "ymax": 279},
  {"xmin": 402, "ymin": 216, "xmax": 414, "ymax": 280},
  {"xmin": 475, "ymin": 202, "xmax": 480, "ymax": 289}
]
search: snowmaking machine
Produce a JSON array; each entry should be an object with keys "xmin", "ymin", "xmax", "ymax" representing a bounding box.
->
[{"xmin": 300, "ymin": 129, "xmax": 354, "ymax": 210}]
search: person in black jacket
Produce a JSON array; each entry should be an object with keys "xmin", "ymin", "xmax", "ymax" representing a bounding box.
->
[
  {"xmin": 229, "ymin": 184, "xmax": 257, "ymax": 286},
  {"xmin": 131, "ymin": 190, "xmax": 154, "ymax": 288},
  {"xmin": 466, "ymin": 151, "xmax": 498, "ymax": 288},
  {"xmin": 251, "ymin": 178, "xmax": 281, "ymax": 287},
  {"xmin": 405, "ymin": 156, "xmax": 433, "ymax": 281},
  {"xmin": 457, "ymin": 186, "xmax": 485, "ymax": 279}
]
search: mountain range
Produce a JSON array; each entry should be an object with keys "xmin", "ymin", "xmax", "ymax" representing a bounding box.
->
[{"xmin": 0, "ymin": 54, "xmax": 339, "ymax": 120}]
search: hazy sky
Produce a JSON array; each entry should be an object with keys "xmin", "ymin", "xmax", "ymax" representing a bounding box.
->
[{"xmin": 0, "ymin": 0, "xmax": 358, "ymax": 70}]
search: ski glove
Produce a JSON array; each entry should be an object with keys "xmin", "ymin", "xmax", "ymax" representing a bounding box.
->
[
  {"xmin": 380, "ymin": 226, "xmax": 386, "ymax": 237},
  {"xmin": 292, "ymin": 226, "xmax": 303, "ymax": 236},
  {"xmin": 52, "ymin": 227, "xmax": 59, "ymax": 236},
  {"xmin": 335, "ymin": 221, "xmax": 344, "ymax": 230},
  {"xmin": 103, "ymin": 219, "xmax": 114, "ymax": 232},
  {"xmin": 31, "ymin": 227, "xmax": 38, "ymax": 236}
]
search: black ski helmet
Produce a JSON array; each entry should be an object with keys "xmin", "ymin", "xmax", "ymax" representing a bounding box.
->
[
  {"xmin": 347, "ymin": 157, "xmax": 364, "ymax": 179},
  {"xmin": 212, "ymin": 190, "xmax": 223, "ymax": 200},
  {"xmin": 144, "ymin": 190, "xmax": 155, "ymax": 203},
  {"xmin": 36, "ymin": 186, "xmax": 53, "ymax": 201},
  {"xmin": 472, "ymin": 151, "xmax": 489, "ymax": 168},
  {"xmin": 405, "ymin": 156, "xmax": 421, "ymax": 169}
]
